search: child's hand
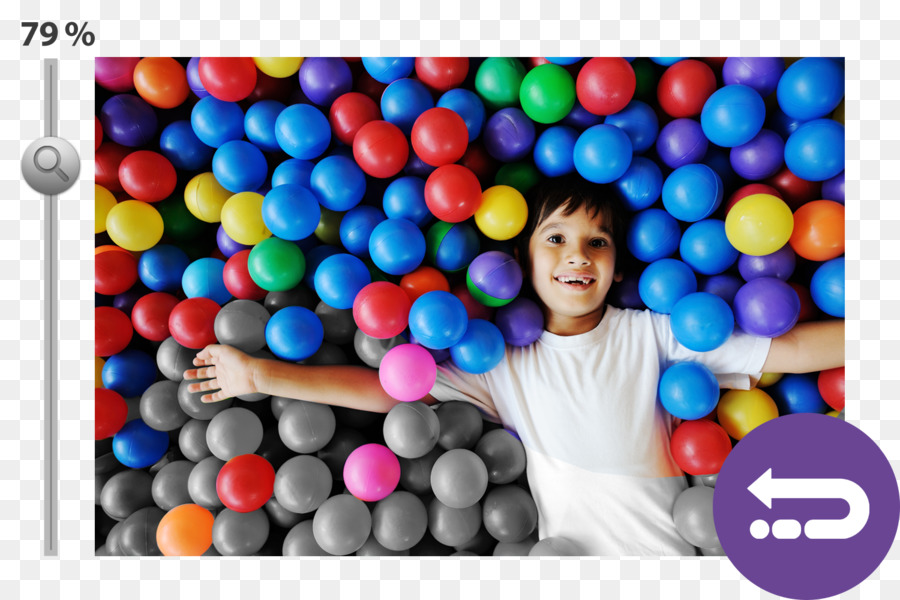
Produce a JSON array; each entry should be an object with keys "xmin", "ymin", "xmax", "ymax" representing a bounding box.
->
[{"xmin": 183, "ymin": 344, "xmax": 259, "ymax": 403}]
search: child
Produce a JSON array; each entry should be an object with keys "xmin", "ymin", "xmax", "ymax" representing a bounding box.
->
[{"xmin": 185, "ymin": 174, "xmax": 844, "ymax": 556}]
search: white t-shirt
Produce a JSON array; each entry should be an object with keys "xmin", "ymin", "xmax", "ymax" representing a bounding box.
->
[{"xmin": 430, "ymin": 306, "xmax": 772, "ymax": 556}]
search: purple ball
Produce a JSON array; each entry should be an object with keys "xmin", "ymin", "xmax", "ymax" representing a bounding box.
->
[
  {"xmin": 99, "ymin": 94, "xmax": 158, "ymax": 147},
  {"xmin": 186, "ymin": 57, "xmax": 209, "ymax": 98},
  {"xmin": 700, "ymin": 273, "xmax": 743, "ymax": 305},
  {"xmin": 738, "ymin": 245, "xmax": 796, "ymax": 282},
  {"xmin": 729, "ymin": 129, "xmax": 785, "ymax": 180},
  {"xmin": 608, "ymin": 272, "xmax": 646, "ymax": 310},
  {"xmin": 722, "ymin": 57, "xmax": 785, "ymax": 97},
  {"xmin": 467, "ymin": 251, "xmax": 523, "ymax": 304},
  {"xmin": 483, "ymin": 108, "xmax": 537, "ymax": 163},
  {"xmin": 733, "ymin": 277, "xmax": 801, "ymax": 338},
  {"xmin": 821, "ymin": 171, "xmax": 845, "ymax": 204},
  {"xmin": 656, "ymin": 118, "xmax": 708, "ymax": 169},
  {"xmin": 216, "ymin": 225, "xmax": 251, "ymax": 258},
  {"xmin": 495, "ymin": 297, "xmax": 544, "ymax": 346},
  {"xmin": 561, "ymin": 98, "xmax": 603, "ymax": 130},
  {"xmin": 298, "ymin": 58, "xmax": 353, "ymax": 107}
]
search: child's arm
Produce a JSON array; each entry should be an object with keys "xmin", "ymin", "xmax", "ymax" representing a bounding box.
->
[
  {"xmin": 183, "ymin": 344, "xmax": 436, "ymax": 413},
  {"xmin": 761, "ymin": 319, "xmax": 844, "ymax": 374}
]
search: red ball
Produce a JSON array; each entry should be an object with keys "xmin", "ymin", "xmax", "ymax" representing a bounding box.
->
[
  {"xmin": 415, "ymin": 57, "xmax": 469, "ymax": 92},
  {"xmin": 576, "ymin": 57, "xmax": 636, "ymax": 116},
  {"xmin": 96, "ymin": 306, "xmax": 133, "ymax": 357},
  {"xmin": 223, "ymin": 249, "xmax": 267, "ymax": 301},
  {"xmin": 242, "ymin": 71, "xmax": 294, "ymax": 105},
  {"xmin": 411, "ymin": 107, "xmax": 469, "ymax": 167},
  {"xmin": 216, "ymin": 454, "xmax": 276, "ymax": 513},
  {"xmin": 457, "ymin": 141, "xmax": 499, "ymax": 188},
  {"xmin": 95, "ymin": 388, "xmax": 128, "ymax": 440},
  {"xmin": 765, "ymin": 166, "xmax": 822, "ymax": 211},
  {"xmin": 424, "ymin": 164, "xmax": 482, "ymax": 223},
  {"xmin": 818, "ymin": 366, "xmax": 845, "ymax": 412},
  {"xmin": 451, "ymin": 282, "xmax": 495, "ymax": 321},
  {"xmin": 133, "ymin": 57, "xmax": 190, "ymax": 109},
  {"xmin": 400, "ymin": 266, "xmax": 450, "ymax": 304},
  {"xmin": 724, "ymin": 183, "xmax": 783, "ymax": 215},
  {"xmin": 329, "ymin": 92, "xmax": 381, "ymax": 146},
  {"xmin": 352, "ymin": 120, "xmax": 410, "ymax": 179},
  {"xmin": 95, "ymin": 245, "xmax": 138, "ymax": 295},
  {"xmin": 168, "ymin": 297, "xmax": 221, "ymax": 349},
  {"xmin": 131, "ymin": 292, "xmax": 180, "ymax": 342},
  {"xmin": 670, "ymin": 419, "xmax": 732, "ymax": 476},
  {"xmin": 198, "ymin": 57, "xmax": 258, "ymax": 102},
  {"xmin": 352, "ymin": 281, "xmax": 412, "ymax": 339},
  {"xmin": 353, "ymin": 69, "xmax": 389, "ymax": 104},
  {"xmin": 95, "ymin": 142, "xmax": 132, "ymax": 193},
  {"xmin": 95, "ymin": 116, "xmax": 103, "ymax": 151},
  {"xmin": 788, "ymin": 282, "xmax": 819, "ymax": 323},
  {"xmin": 656, "ymin": 59, "xmax": 718, "ymax": 118},
  {"xmin": 118, "ymin": 150, "xmax": 177, "ymax": 203}
]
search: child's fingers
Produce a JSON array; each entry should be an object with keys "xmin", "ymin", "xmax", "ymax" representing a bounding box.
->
[
  {"xmin": 201, "ymin": 390, "xmax": 227, "ymax": 403},
  {"xmin": 186, "ymin": 379, "xmax": 219, "ymax": 394}
]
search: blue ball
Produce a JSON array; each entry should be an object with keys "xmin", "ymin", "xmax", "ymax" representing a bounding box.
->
[
  {"xmin": 310, "ymin": 155, "xmax": 367, "ymax": 212},
  {"xmin": 112, "ymin": 419, "xmax": 170, "ymax": 469},
  {"xmin": 701, "ymin": 146, "xmax": 738, "ymax": 192},
  {"xmin": 212, "ymin": 140, "xmax": 268, "ymax": 193},
  {"xmin": 450, "ymin": 319, "xmax": 506, "ymax": 375},
  {"xmin": 573, "ymin": 124, "xmax": 634, "ymax": 183},
  {"xmin": 369, "ymin": 218, "xmax": 427, "ymax": 276},
  {"xmin": 314, "ymin": 253, "xmax": 372, "ymax": 310},
  {"xmin": 650, "ymin": 57, "xmax": 686, "ymax": 67},
  {"xmin": 275, "ymin": 103, "xmax": 332, "ymax": 160},
  {"xmin": 769, "ymin": 373, "xmax": 829, "ymax": 415},
  {"xmin": 159, "ymin": 120, "xmax": 214, "ymax": 171},
  {"xmin": 429, "ymin": 222, "xmax": 480, "ymax": 272},
  {"xmin": 766, "ymin": 105, "xmax": 807, "ymax": 141},
  {"xmin": 613, "ymin": 156, "xmax": 663, "ymax": 212},
  {"xmin": 381, "ymin": 78, "xmax": 434, "ymax": 135},
  {"xmin": 700, "ymin": 84, "xmax": 766, "ymax": 148},
  {"xmin": 437, "ymin": 88, "xmax": 486, "ymax": 142},
  {"xmin": 626, "ymin": 208, "xmax": 681, "ymax": 263},
  {"xmin": 190, "ymin": 96, "xmax": 244, "ymax": 148},
  {"xmin": 409, "ymin": 291, "xmax": 469, "ymax": 350},
  {"xmin": 545, "ymin": 57, "xmax": 582, "ymax": 65},
  {"xmin": 271, "ymin": 158, "xmax": 315, "ymax": 188},
  {"xmin": 777, "ymin": 57, "xmax": 844, "ymax": 121},
  {"xmin": 383, "ymin": 176, "xmax": 431, "ymax": 226},
  {"xmin": 670, "ymin": 292, "xmax": 735, "ymax": 352},
  {"xmin": 361, "ymin": 57, "xmax": 415, "ymax": 84},
  {"xmin": 679, "ymin": 219, "xmax": 738, "ymax": 276},
  {"xmin": 784, "ymin": 119, "xmax": 845, "ymax": 182},
  {"xmin": 533, "ymin": 125, "xmax": 578, "ymax": 177},
  {"xmin": 658, "ymin": 362, "xmax": 719, "ymax": 420},
  {"xmin": 262, "ymin": 184, "xmax": 321, "ymax": 242},
  {"xmin": 102, "ymin": 349, "xmax": 157, "ymax": 398},
  {"xmin": 810, "ymin": 257, "xmax": 844, "ymax": 318},
  {"xmin": 604, "ymin": 100, "xmax": 659, "ymax": 154},
  {"xmin": 661, "ymin": 164, "xmax": 723, "ymax": 223},
  {"xmin": 182, "ymin": 257, "xmax": 231, "ymax": 305},
  {"xmin": 638, "ymin": 258, "xmax": 698, "ymax": 314},
  {"xmin": 340, "ymin": 205, "xmax": 386, "ymax": 257},
  {"xmin": 266, "ymin": 306, "xmax": 324, "ymax": 361},
  {"xmin": 138, "ymin": 245, "xmax": 190, "ymax": 292},
  {"xmin": 244, "ymin": 100, "xmax": 286, "ymax": 153},
  {"xmin": 302, "ymin": 245, "xmax": 342, "ymax": 289}
]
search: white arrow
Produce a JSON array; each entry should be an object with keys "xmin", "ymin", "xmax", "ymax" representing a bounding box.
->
[{"xmin": 747, "ymin": 468, "xmax": 870, "ymax": 540}]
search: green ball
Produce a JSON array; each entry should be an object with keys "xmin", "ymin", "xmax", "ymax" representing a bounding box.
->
[
  {"xmin": 425, "ymin": 221, "xmax": 453, "ymax": 266},
  {"xmin": 631, "ymin": 58, "xmax": 659, "ymax": 102},
  {"xmin": 475, "ymin": 58, "xmax": 526, "ymax": 111},
  {"xmin": 157, "ymin": 195, "xmax": 206, "ymax": 242},
  {"xmin": 494, "ymin": 162, "xmax": 540, "ymax": 195},
  {"xmin": 519, "ymin": 64, "xmax": 576, "ymax": 124},
  {"xmin": 248, "ymin": 237, "xmax": 306, "ymax": 292},
  {"xmin": 315, "ymin": 207, "xmax": 344, "ymax": 246}
]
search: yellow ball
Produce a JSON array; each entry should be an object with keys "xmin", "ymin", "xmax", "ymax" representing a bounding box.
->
[
  {"xmin": 95, "ymin": 357, "xmax": 105, "ymax": 387},
  {"xmin": 95, "ymin": 185, "xmax": 117, "ymax": 234},
  {"xmin": 717, "ymin": 388, "xmax": 779, "ymax": 440},
  {"xmin": 474, "ymin": 185, "xmax": 528, "ymax": 241},
  {"xmin": 106, "ymin": 200, "xmax": 165, "ymax": 251},
  {"xmin": 253, "ymin": 57, "xmax": 304, "ymax": 78},
  {"xmin": 831, "ymin": 98, "xmax": 845, "ymax": 124},
  {"xmin": 315, "ymin": 207, "xmax": 344, "ymax": 246},
  {"xmin": 826, "ymin": 410, "xmax": 841, "ymax": 418},
  {"xmin": 184, "ymin": 172, "xmax": 232, "ymax": 223},
  {"xmin": 756, "ymin": 372, "xmax": 783, "ymax": 388},
  {"xmin": 724, "ymin": 194, "xmax": 794, "ymax": 256},
  {"xmin": 221, "ymin": 192, "xmax": 271, "ymax": 246}
]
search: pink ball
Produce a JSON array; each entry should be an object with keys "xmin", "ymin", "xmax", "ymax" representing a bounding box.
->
[
  {"xmin": 378, "ymin": 343, "xmax": 437, "ymax": 402},
  {"xmin": 343, "ymin": 443, "xmax": 401, "ymax": 502}
]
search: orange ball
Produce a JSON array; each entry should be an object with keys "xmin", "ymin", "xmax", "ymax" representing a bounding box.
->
[
  {"xmin": 133, "ymin": 57, "xmax": 190, "ymax": 109},
  {"xmin": 400, "ymin": 266, "xmax": 451, "ymax": 303},
  {"xmin": 156, "ymin": 504, "xmax": 215, "ymax": 556},
  {"xmin": 788, "ymin": 199, "xmax": 845, "ymax": 261}
]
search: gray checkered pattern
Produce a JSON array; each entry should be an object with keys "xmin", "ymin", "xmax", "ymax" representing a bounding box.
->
[{"xmin": 0, "ymin": 0, "xmax": 894, "ymax": 597}]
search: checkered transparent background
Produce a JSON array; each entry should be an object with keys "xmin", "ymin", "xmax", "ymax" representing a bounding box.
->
[{"xmin": 0, "ymin": 0, "xmax": 897, "ymax": 598}]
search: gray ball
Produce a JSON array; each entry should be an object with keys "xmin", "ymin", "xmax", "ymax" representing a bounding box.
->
[
  {"xmin": 482, "ymin": 484, "xmax": 537, "ymax": 543},
  {"xmin": 356, "ymin": 532, "xmax": 409, "ymax": 556},
  {"xmin": 453, "ymin": 525, "xmax": 496, "ymax": 555},
  {"xmin": 398, "ymin": 446, "xmax": 443, "ymax": 495},
  {"xmin": 213, "ymin": 300, "xmax": 270, "ymax": 353},
  {"xmin": 436, "ymin": 401, "xmax": 483, "ymax": 450},
  {"xmin": 265, "ymin": 286, "xmax": 318, "ymax": 314},
  {"xmin": 353, "ymin": 329, "xmax": 404, "ymax": 368},
  {"xmin": 317, "ymin": 427, "xmax": 367, "ymax": 480},
  {"xmin": 178, "ymin": 418, "xmax": 212, "ymax": 462},
  {"xmin": 178, "ymin": 378, "xmax": 234, "ymax": 420},
  {"xmin": 156, "ymin": 336, "xmax": 197, "ymax": 382},
  {"xmin": 263, "ymin": 497, "xmax": 307, "ymax": 530},
  {"xmin": 673, "ymin": 485, "xmax": 718, "ymax": 549},
  {"xmin": 493, "ymin": 534, "xmax": 538, "ymax": 556},
  {"xmin": 140, "ymin": 380, "xmax": 190, "ymax": 432},
  {"xmin": 212, "ymin": 508, "xmax": 270, "ymax": 556},
  {"xmin": 206, "ymin": 407, "xmax": 264, "ymax": 461},
  {"xmin": 104, "ymin": 520, "xmax": 127, "ymax": 555},
  {"xmin": 528, "ymin": 536, "xmax": 583, "ymax": 556},
  {"xmin": 427, "ymin": 497, "xmax": 481, "ymax": 547},
  {"xmin": 278, "ymin": 400, "xmax": 336, "ymax": 454},
  {"xmin": 312, "ymin": 494, "xmax": 372, "ymax": 556},
  {"xmin": 273, "ymin": 455, "xmax": 333, "ymax": 514},
  {"xmin": 299, "ymin": 341, "xmax": 347, "ymax": 366},
  {"xmin": 124, "ymin": 395, "xmax": 142, "ymax": 423},
  {"xmin": 700, "ymin": 544, "xmax": 726, "ymax": 556},
  {"xmin": 372, "ymin": 490, "xmax": 428, "ymax": 552},
  {"xmin": 315, "ymin": 301, "xmax": 357, "ymax": 345},
  {"xmin": 188, "ymin": 456, "xmax": 226, "ymax": 510},
  {"xmin": 270, "ymin": 396, "xmax": 296, "ymax": 420},
  {"xmin": 430, "ymin": 448, "xmax": 488, "ymax": 509},
  {"xmin": 383, "ymin": 401, "xmax": 440, "ymax": 459},
  {"xmin": 151, "ymin": 460, "xmax": 194, "ymax": 511},
  {"xmin": 283, "ymin": 520, "xmax": 330, "ymax": 556},
  {"xmin": 474, "ymin": 428, "xmax": 526, "ymax": 484},
  {"xmin": 698, "ymin": 473, "xmax": 718, "ymax": 488},
  {"xmin": 100, "ymin": 469, "xmax": 154, "ymax": 521},
  {"xmin": 118, "ymin": 506, "xmax": 165, "ymax": 556}
]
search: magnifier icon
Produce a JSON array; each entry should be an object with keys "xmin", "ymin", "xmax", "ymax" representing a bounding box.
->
[{"xmin": 34, "ymin": 145, "xmax": 69, "ymax": 182}]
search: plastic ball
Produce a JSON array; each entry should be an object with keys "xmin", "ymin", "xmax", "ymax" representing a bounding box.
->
[
  {"xmin": 383, "ymin": 402, "xmax": 440, "ymax": 459},
  {"xmin": 679, "ymin": 220, "xmax": 739, "ymax": 276},
  {"xmin": 450, "ymin": 319, "xmax": 506, "ymax": 374},
  {"xmin": 474, "ymin": 57, "xmax": 526, "ymax": 111},
  {"xmin": 431, "ymin": 448, "xmax": 489, "ymax": 509},
  {"xmin": 655, "ymin": 118, "xmax": 708, "ymax": 170},
  {"xmin": 657, "ymin": 59, "xmax": 717, "ymax": 118},
  {"xmin": 352, "ymin": 120, "xmax": 409, "ymax": 179},
  {"xmin": 528, "ymin": 536, "xmax": 583, "ymax": 556},
  {"xmin": 253, "ymin": 57, "xmax": 303, "ymax": 78},
  {"xmin": 185, "ymin": 57, "xmax": 208, "ymax": 98},
  {"xmin": 132, "ymin": 57, "xmax": 189, "ymax": 109},
  {"xmin": 328, "ymin": 91, "xmax": 380, "ymax": 146},
  {"xmin": 408, "ymin": 291, "xmax": 469, "ymax": 350},
  {"xmin": 298, "ymin": 57, "xmax": 352, "ymax": 106},
  {"xmin": 278, "ymin": 400, "xmax": 336, "ymax": 454},
  {"xmin": 314, "ymin": 253, "xmax": 371, "ymax": 310},
  {"xmin": 379, "ymin": 344, "xmax": 437, "ymax": 402},
  {"xmin": 368, "ymin": 218, "xmax": 426, "ymax": 276},
  {"xmin": 159, "ymin": 120, "xmax": 214, "ymax": 172},
  {"xmin": 95, "ymin": 246, "xmax": 138, "ymax": 296},
  {"xmin": 724, "ymin": 193, "xmax": 794, "ymax": 256},
  {"xmin": 216, "ymin": 454, "xmax": 275, "ymax": 513},
  {"xmin": 259, "ymin": 184, "xmax": 320, "ymax": 242},
  {"xmin": 788, "ymin": 199, "xmax": 845, "ymax": 261},
  {"xmin": 533, "ymin": 125, "xmax": 578, "ymax": 177},
  {"xmin": 670, "ymin": 292, "xmax": 735, "ymax": 352},
  {"xmin": 383, "ymin": 176, "xmax": 430, "ymax": 226},
  {"xmin": 131, "ymin": 292, "xmax": 179, "ymax": 342},
  {"xmin": 310, "ymin": 154, "xmax": 367, "ymax": 212},
  {"xmin": 156, "ymin": 504, "xmax": 215, "ymax": 556},
  {"xmin": 312, "ymin": 494, "xmax": 372, "ymax": 556},
  {"xmin": 272, "ymin": 454, "xmax": 332, "ymax": 514},
  {"xmin": 99, "ymin": 94, "xmax": 158, "ymax": 147},
  {"xmin": 190, "ymin": 96, "xmax": 244, "ymax": 148},
  {"xmin": 106, "ymin": 200, "xmax": 164, "ymax": 252},
  {"xmin": 717, "ymin": 388, "xmax": 779, "ymax": 440},
  {"xmin": 573, "ymin": 124, "xmax": 633, "ymax": 184},
  {"xmin": 113, "ymin": 419, "xmax": 170, "ymax": 469},
  {"xmin": 626, "ymin": 208, "xmax": 681, "ymax": 263},
  {"xmin": 495, "ymin": 297, "xmax": 544, "ymax": 347},
  {"xmin": 822, "ymin": 172, "xmax": 845, "ymax": 205},
  {"xmin": 212, "ymin": 141, "xmax": 268, "ymax": 194},
  {"xmin": 266, "ymin": 306, "xmax": 324, "ymax": 361},
  {"xmin": 275, "ymin": 103, "xmax": 332, "ymax": 160},
  {"xmin": 777, "ymin": 57, "xmax": 844, "ymax": 121},
  {"xmin": 415, "ymin": 57, "xmax": 469, "ymax": 92},
  {"xmin": 96, "ymin": 388, "xmax": 128, "ymax": 439},
  {"xmin": 95, "ymin": 185, "xmax": 117, "ymax": 234},
  {"xmin": 734, "ymin": 277, "xmax": 801, "ymax": 338},
  {"xmin": 769, "ymin": 373, "xmax": 829, "ymax": 415},
  {"xmin": 118, "ymin": 151, "xmax": 177, "ymax": 203},
  {"xmin": 700, "ymin": 84, "xmax": 766, "ymax": 148},
  {"xmin": 220, "ymin": 192, "xmax": 271, "ymax": 246},
  {"xmin": 700, "ymin": 273, "xmax": 743, "ymax": 305},
  {"xmin": 466, "ymin": 251, "xmax": 522, "ymax": 308},
  {"xmin": 424, "ymin": 164, "xmax": 483, "ymax": 223},
  {"xmin": 784, "ymin": 119, "xmax": 845, "ymax": 182},
  {"xmin": 168, "ymin": 297, "xmax": 220, "ymax": 349},
  {"xmin": 729, "ymin": 129, "xmax": 785, "ymax": 181},
  {"xmin": 242, "ymin": 99, "xmax": 285, "ymax": 153},
  {"xmin": 436, "ymin": 88, "xmax": 486, "ymax": 142},
  {"xmin": 361, "ymin": 57, "xmax": 415, "ymax": 84},
  {"xmin": 810, "ymin": 257, "xmax": 844, "ymax": 318},
  {"xmin": 96, "ymin": 306, "xmax": 133, "ymax": 357},
  {"xmin": 399, "ymin": 267, "xmax": 449, "ymax": 305},
  {"xmin": 182, "ymin": 258, "xmax": 230, "ymax": 305},
  {"xmin": 372, "ymin": 491, "xmax": 428, "ymax": 552},
  {"xmin": 212, "ymin": 508, "xmax": 269, "ymax": 556},
  {"xmin": 638, "ymin": 258, "xmax": 697, "ymax": 314},
  {"xmin": 475, "ymin": 185, "xmax": 528, "ymax": 241},
  {"xmin": 343, "ymin": 443, "xmax": 402, "ymax": 502},
  {"xmin": 519, "ymin": 63, "xmax": 576, "ymax": 124},
  {"xmin": 381, "ymin": 78, "xmax": 434, "ymax": 135},
  {"xmin": 670, "ymin": 420, "xmax": 732, "ymax": 476},
  {"xmin": 673, "ymin": 486, "xmax": 718, "ymax": 549},
  {"xmin": 198, "ymin": 57, "xmax": 257, "ymax": 102},
  {"xmin": 222, "ymin": 250, "xmax": 267, "ymax": 301},
  {"xmin": 818, "ymin": 366, "xmax": 845, "ymax": 412},
  {"xmin": 137, "ymin": 245, "xmax": 189, "ymax": 293},
  {"xmin": 722, "ymin": 57, "xmax": 784, "ymax": 97},
  {"xmin": 182, "ymin": 172, "xmax": 229, "ymax": 224},
  {"xmin": 483, "ymin": 107, "xmax": 537, "ymax": 163},
  {"xmin": 604, "ymin": 100, "xmax": 659, "ymax": 154},
  {"xmin": 576, "ymin": 57, "xmax": 635, "ymax": 116},
  {"xmin": 661, "ymin": 164, "xmax": 723, "ymax": 222},
  {"xmin": 95, "ymin": 57, "xmax": 140, "ymax": 92},
  {"xmin": 95, "ymin": 141, "xmax": 130, "ymax": 192},
  {"xmin": 613, "ymin": 156, "xmax": 663, "ymax": 212},
  {"xmin": 482, "ymin": 483, "xmax": 539, "ymax": 542},
  {"xmin": 271, "ymin": 159, "xmax": 314, "ymax": 189},
  {"xmin": 352, "ymin": 282, "xmax": 411, "ymax": 339},
  {"xmin": 340, "ymin": 205, "xmax": 386, "ymax": 257},
  {"xmin": 411, "ymin": 107, "xmax": 469, "ymax": 167},
  {"xmin": 658, "ymin": 362, "xmax": 720, "ymax": 420}
]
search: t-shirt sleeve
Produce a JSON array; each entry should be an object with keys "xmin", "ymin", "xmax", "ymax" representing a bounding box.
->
[
  {"xmin": 430, "ymin": 360, "xmax": 502, "ymax": 422},
  {"xmin": 649, "ymin": 311, "xmax": 773, "ymax": 390}
]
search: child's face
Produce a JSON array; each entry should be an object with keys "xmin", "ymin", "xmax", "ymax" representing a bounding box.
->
[{"xmin": 527, "ymin": 203, "xmax": 623, "ymax": 336}]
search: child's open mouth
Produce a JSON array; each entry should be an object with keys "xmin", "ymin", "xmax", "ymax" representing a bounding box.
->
[{"xmin": 554, "ymin": 274, "xmax": 596, "ymax": 289}]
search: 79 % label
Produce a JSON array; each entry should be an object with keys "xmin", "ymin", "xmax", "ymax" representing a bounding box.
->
[{"xmin": 22, "ymin": 21, "xmax": 95, "ymax": 46}]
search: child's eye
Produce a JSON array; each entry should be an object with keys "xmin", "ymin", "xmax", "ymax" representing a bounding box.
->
[
  {"xmin": 548, "ymin": 234, "xmax": 563, "ymax": 244},
  {"xmin": 590, "ymin": 238, "xmax": 608, "ymax": 248}
]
